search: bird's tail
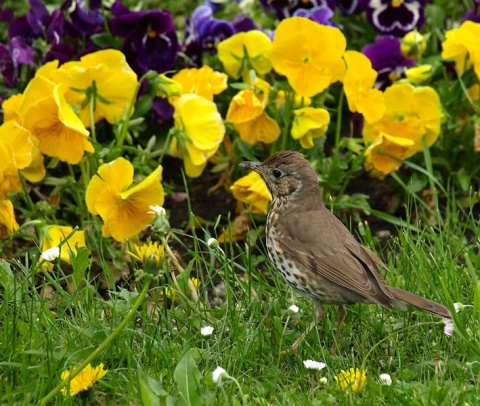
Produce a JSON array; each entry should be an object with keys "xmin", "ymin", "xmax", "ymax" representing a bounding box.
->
[{"xmin": 390, "ymin": 287, "xmax": 454, "ymax": 335}]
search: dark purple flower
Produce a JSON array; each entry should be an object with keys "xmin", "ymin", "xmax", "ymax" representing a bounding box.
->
[
  {"xmin": 109, "ymin": 1, "xmax": 179, "ymax": 73},
  {"xmin": 64, "ymin": 0, "xmax": 104, "ymax": 35},
  {"xmin": 152, "ymin": 97, "xmax": 174, "ymax": 126},
  {"xmin": 0, "ymin": 44, "xmax": 15, "ymax": 87},
  {"xmin": 232, "ymin": 14, "xmax": 257, "ymax": 32},
  {"xmin": 293, "ymin": 5, "xmax": 337, "ymax": 26},
  {"xmin": 45, "ymin": 43, "xmax": 76, "ymax": 63},
  {"xmin": 8, "ymin": 0, "xmax": 65, "ymax": 52},
  {"xmin": 9, "ymin": 37, "xmax": 35, "ymax": 66},
  {"xmin": 463, "ymin": 0, "xmax": 480, "ymax": 23},
  {"xmin": 0, "ymin": 5, "xmax": 13, "ymax": 21},
  {"xmin": 259, "ymin": 0, "xmax": 336, "ymax": 20},
  {"xmin": 362, "ymin": 35, "xmax": 415, "ymax": 89},
  {"xmin": 360, "ymin": 0, "xmax": 429, "ymax": 37},
  {"xmin": 182, "ymin": 5, "xmax": 235, "ymax": 66}
]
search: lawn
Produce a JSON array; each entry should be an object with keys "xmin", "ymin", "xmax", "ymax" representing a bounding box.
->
[{"xmin": 1, "ymin": 0, "xmax": 480, "ymax": 404}]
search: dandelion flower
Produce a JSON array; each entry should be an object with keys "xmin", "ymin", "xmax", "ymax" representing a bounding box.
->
[
  {"xmin": 303, "ymin": 360, "xmax": 326, "ymax": 371},
  {"xmin": 334, "ymin": 367, "xmax": 367, "ymax": 394},
  {"xmin": 379, "ymin": 373, "xmax": 392, "ymax": 386},
  {"xmin": 201, "ymin": 326, "xmax": 214, "ymax": 336},
  {"xmin": 61, "ymin": 363, "xmax": 107, "ymax": 397},
  {"xmin": 128, "ymin": 241, "xmax": 165, "ymax": 274}
]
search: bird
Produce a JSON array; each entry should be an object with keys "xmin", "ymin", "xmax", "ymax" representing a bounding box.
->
[{"xmin": 240, "ymin": 150, "xmax": 453, "ymax": 353}]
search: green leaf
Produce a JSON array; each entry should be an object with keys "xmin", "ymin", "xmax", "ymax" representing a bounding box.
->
[
  {"xmin": 70, "ymin": 246, "xmax": 90, "ymax": 288},
  {"xmin": 138, "ymin": 370, "xmax": 170, "ymax": 406},
  {"xmin": 90, "ymin": 33, "xmax": 124, "ymax": 48},
  {"xmin": 174, "ymin": 348, "xmax": 212, "ymax": 406},
  {"xmin": 473, "ymin": 280, "xmax": 480, "ymax": 322}
]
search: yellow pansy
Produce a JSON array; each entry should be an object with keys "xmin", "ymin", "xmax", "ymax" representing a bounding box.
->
[
  {"xmin": 271, "ymin": 17, "xmax": 346, "ymax": 97},
  {"xmin": 170, "ymin": 94, "xmax": 225, "ymax": 178},
  {"xmin": 442, "ymin": 20, "xmax": 480, "ymax": 78},
  {"xmin": 217, "ymin": 30, "xmax": 272, "ymax": 79},
  {"xmin": 173, "ymin": 66, "xmax": 228, "ymax": 101},
  {"xmin": 0, "ymin": 120, "xmax": 35, "ymax": 197},
  {"xmin": 226, "ymin": 78, "xmax": 280, "ymax": 145},
  {"xmin": 364, "ymin": 132, "xmax": 416, "ymax": 176},
  {"xmin": 291, "ymin": 107, "xmax": 330, "ymax": 149},
  {"xmin": 401, "ymin": 31, "xmax": 427, "ymax": 58},
  {"xmin": 2, "ymin": 93, "xmax": 23, "ymax": 121},
  {"xmin": 41, "ymin": 225, "xmax": 87, "ymax": 264},
  {"xmin": 55, "ymin": 49, "xmax": 138, "ymax": 126},
  {"xmin": 61, "ymin": 363, "xmax": 107, "ymax": 397},
  {"xmin": 154, "ymin": 74, "xmax": 183, "ymax": 98},
  {"xmin": 234, "ymin": 113, "xmax": 281, "ymax": 145},
  {"xmin": 17, "ymin": 74, "xmax": 93, "ymax": 165},
  {"xmin": 404, "ymin": 64, "xmax": 433, "ymax": 85},
  {"xmin": 334, "ymin": 368, "xmax": 367, "ymax": 394},
  {"xmin": 363, "ymin": 83, "xmax": 441, "ymax": 151},
  {"xmin": 86, "ymin": 157, "xmax": 164, "ymax": 242},
  {"xmin": 230, "ymin": 171, "xmax": 272, "ymax": 215},
  {"xmin": 343, "ymin": 51, "xmax": 385, "ymax": 123},
  {"xmin": 0, "ymin": 199, "xmax": 19, "ymax": 239}
]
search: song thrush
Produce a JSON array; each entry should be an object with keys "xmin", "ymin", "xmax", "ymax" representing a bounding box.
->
[{"xmin": 240, "ymin": 151, "xmax": 453, "ymax": 352}]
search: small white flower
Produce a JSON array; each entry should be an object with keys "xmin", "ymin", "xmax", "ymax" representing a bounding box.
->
[
  {"xmin": 319, "ymin": 377, "xmax": 328, "ymax": 384},
  {"xmin": 201, "ymin": 325, "xmax": 214, "ymax": 336},
  {"xmin": 379, "ymin": 373, "xmax": 392, "ymax": 386},
  {"xmin": 443, "ymin": 317, "xmax": 455, "ymax": 337},
  {"xmin": 288, "ymin": 304, "xmax": 299, "ymax": 313},
  {"xmin": 148, "ymin": 205, "xmax": 165, "ymax": 216},
  {"xmin": 41, "ymin": 246, "xmax": 60, "ymax": 261},
  {"xmin": 212, "ymin": 366, "xmax": 227, "ymax": 384},
  {"xmin": 303, "ymin": 360, "xmax": 326, "ymax": 371}
]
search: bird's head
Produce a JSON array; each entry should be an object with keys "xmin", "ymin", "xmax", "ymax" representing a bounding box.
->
[{"xmin": 240, "ymin": 151, "xmax": 323, "ymax": 207}]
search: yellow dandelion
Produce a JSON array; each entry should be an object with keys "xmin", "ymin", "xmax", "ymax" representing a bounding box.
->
[
  {"xmin": 334, "ymin": 367, "xmax": 367, "ymax": 394},
  {"xmin": 61, "ymin": 363, "xmax": 107, "ymax": 397}
]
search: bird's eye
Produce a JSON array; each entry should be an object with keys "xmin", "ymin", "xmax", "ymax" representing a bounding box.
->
[{"xmin": 272, "ymin": 169, "xmax": 282, "ymax": 179}]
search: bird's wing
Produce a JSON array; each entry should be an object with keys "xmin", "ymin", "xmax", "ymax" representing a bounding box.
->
[{"xmin": 276, "ymin": 209, "xmax": 398, "ymax": 308}]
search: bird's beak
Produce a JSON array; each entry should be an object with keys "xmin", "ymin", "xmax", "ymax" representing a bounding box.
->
[{"xmin": 239, "ymin": 161, "xmax": 261, "ymax": 171}]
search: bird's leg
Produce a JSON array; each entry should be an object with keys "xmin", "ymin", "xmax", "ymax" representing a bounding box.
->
[
  {"xmin": 281, "ymin": 301, "xmax": 324, "ymax": 355},
  {"xmin": 330, "ymin": 305, "xmax": 347, "ymax": 355}
]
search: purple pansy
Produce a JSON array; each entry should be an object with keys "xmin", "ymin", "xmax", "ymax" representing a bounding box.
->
[
  {"xmin": 232, "ymin": 14, "xmax": 257, "ymax": 32},
  {"xmin": 109, "ymin": 1, "xmax": 179, "ymax": 74},
  {"xmin": 259, "ymin": 0, "xmax": 337, "ymax": 20},
  {"xmin": 362, "ymin": 35, "xmax": 415, "ymax": 89},
  {"xmin": 62, "ymin": 0, "xmax": 104, "ymax": 35},
  {"xmin": 293, "ymin": 5, "xmax": 337, "ymax": 26},
  {"xmin": 463, "ymin": 0, "xmax": 480, "ymax": 23},
  {"xmin": 0, "ymin": 44, "xmax": 15, "ymax": 87},
  {"xmin": 360, "ymin": 0, "xmax": 430, "ymax": 37},
  {"xmin": 182, "ymin": 5, "xmax": 235, "ymax": 66}
]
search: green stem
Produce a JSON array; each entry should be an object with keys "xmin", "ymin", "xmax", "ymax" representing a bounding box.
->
[
  {"xmin": 38, "ymin": 275, "xmax": 153, "ymax": 404},
  {"xmin": 117, "ymin": 72, "xmax": 151, "ymax": 148},
  {"xmin": 332, "ymin": 87, "xmax": 344, "ymax": 180},
  {"xmin": 89, "ymin": 89, "xmax": 97, "ymax": 141}
]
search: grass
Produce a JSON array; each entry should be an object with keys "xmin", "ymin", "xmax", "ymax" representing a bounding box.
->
[{"xmin": 1, "ymin": 194, "xmax": 479, "ymax": 405}]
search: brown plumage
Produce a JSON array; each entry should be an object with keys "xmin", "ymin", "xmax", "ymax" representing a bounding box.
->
[{"xmin": 240, "ymin": 150, "xmax": 453, "ymax": 352}]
